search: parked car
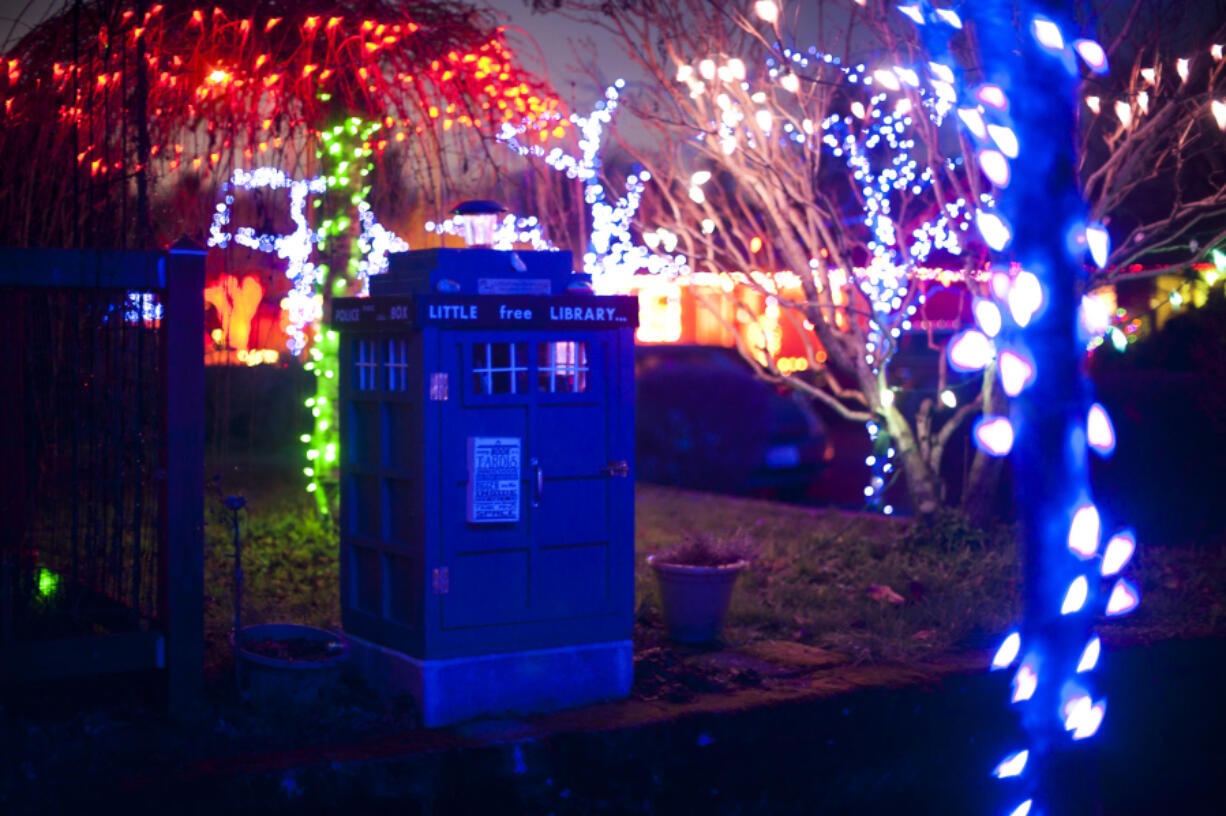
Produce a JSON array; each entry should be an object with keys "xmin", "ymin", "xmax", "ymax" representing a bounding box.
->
[{"xmin": 634, "ymin": 344, "xmax": 832, "ymax": 498}]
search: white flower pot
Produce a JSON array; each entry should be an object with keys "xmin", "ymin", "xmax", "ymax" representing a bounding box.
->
[{"xmin": 647, "ymin": 556, "xmax": 748, "ymax": 644}]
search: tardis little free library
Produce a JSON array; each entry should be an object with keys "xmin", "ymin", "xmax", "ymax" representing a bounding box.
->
[{"xmin": 333, "ymin": 246, "xmax": 637, "ymax": 721}]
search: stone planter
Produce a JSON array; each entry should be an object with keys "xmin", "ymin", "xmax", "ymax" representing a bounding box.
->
[
  {"xmin": 647, "ymin": 555, "xmax": 748, "ymax": 644},
  {"xmin": 233, "ymin": 623, "xmax": 349, "ymax": 707}
]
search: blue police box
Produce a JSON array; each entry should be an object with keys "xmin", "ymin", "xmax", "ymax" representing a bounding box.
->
[{"xmin": 332, "ymin": 246, "xmax": 636, "ymax": 725}]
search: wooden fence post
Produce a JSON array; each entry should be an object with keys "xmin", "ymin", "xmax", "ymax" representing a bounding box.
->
[{"xmin": 163, "ymin": 238, "xmax": 205, "ymax": 714}]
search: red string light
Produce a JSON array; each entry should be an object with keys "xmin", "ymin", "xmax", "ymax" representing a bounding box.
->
[{"xmin": 1, "ymin": 0, "xmax": 568, "ymax": 246}]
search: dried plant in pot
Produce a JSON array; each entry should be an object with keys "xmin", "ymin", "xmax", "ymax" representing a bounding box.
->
[
  {"xmin": 232, "ymin": 623, "xmax": 350, "ymax": 708},
  {"xmin": 647, "ymin": 533, "xmax": 752, "ymax": 644}
]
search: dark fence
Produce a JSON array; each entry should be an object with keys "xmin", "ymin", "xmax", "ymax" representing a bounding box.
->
[{"xmin": 0, "ymin": 246, "xmax": 203, "ymax": 711}]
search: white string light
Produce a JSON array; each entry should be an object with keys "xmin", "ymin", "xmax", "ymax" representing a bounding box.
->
[
  {"xmin": 207, "ymin": 166, "xmax": 405, "ymax": 354},
  {"xmin": 498, "ymin": 82, "xmax": 687, "ymax": 292}
]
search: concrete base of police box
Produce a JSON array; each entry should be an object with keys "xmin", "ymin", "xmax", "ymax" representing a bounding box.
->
[{"xmin": 344, "ymin": 635, "xmax": 634, "ymax": 727}]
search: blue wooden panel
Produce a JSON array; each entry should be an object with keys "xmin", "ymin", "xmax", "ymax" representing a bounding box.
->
[
  {"xmin": 348, "ymin": 401, "xmax": 380, "ymax": 467},
  {"xmin": 383, "ymin": 401, "xmax": 420, "ymax": 470},
  {"xmin": 536, "ymin": 401, "xmax": 608, "ymax": 477},
  {"xmin": 384, "ymin": 477, "xmax": 416, "ymax": 544},
  {"xmin": 446, "ymin": 549, "xmax": 530, "ymax": 628},
  {"xmin": 351, "ymin": 546, "xmax": 382, "ymax": 616},
  {"xmin": 434, "ymin": 327, "xmax": 624, "ymax": 642},
  {"xmin": 535, "ymin": 478, "xmax": 609, "ymax": 543},
  {"xmin": 386, "ymin": 552, "xmax": 418, "ymax": 626},
  {"xmin": 438, "ymin": 331, "xmax": 533, "ymax": 633},
  {"xmin": 530, "ymin": 465, "xmax": 615, "ymax": 622},
  {"xmin": 347, "ymin": 473, "xmax": 380, "ymax": 539},
  {"xmin": 534, "ymin": 543, "xmax": 610, "ymax": 618},
  {"xmin": 610, "ymin": 327, "xmax": 637, "ymax": 625}
]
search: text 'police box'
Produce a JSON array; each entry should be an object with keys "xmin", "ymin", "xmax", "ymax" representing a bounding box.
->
[{"xmin": 333, "ymin": 286, "xmax": 637, "ymax": 661}]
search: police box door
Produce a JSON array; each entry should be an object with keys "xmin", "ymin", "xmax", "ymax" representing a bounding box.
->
[{"xmin": 436, "ymin": 328, "xmax": 624, "ymax": 640}]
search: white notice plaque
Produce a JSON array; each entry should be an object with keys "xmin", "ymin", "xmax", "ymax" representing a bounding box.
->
[{"xmin": 466, "ymin": 437, "xmax": 521, "ymax": 523}]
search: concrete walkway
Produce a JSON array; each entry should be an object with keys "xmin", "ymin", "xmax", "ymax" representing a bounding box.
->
[{"xmin": 8, "ymin": 638, "xmax": 1224, "ymax": 814}]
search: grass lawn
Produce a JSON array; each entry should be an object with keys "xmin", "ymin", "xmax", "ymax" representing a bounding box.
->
[
  {"xmin": 204, "ymin": 478, "xmax": 341, "ymax": 677},
  {"xmin": 203, "ymin": 474, "xmax": 1226, "ymax": 680},
  {"xmin": 636, "ymin": 486, "xmax": 1018, "ymax": 662},
  {"xmin": 5, "ymin": 473, "xmax": 1222, "ymax": 813}
]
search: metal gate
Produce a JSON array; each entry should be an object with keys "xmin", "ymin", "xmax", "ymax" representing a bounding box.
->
[{"xmin": 0, "ymin": 245, "xmax": 203, "ymax": 711}]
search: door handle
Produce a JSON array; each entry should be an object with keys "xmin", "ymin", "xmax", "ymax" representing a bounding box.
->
[
  {"xmin": 530, "ymin": 457, "xmax": 543, "ymax": 507},
  {"xmin": 601, "ymin": 460, "xmax": 630, "ymax": 478}
]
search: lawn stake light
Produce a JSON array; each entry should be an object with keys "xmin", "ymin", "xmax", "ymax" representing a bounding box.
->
[
  {"xmin": 223, "ymin": 494, "xmax": 248, "ymax": 693},
  {"xmin": 332, "ymin": 213, "xmax": 638, "ymax": 726},
  {"xmin": 903, "ymin": 3, "xmax": 1141, "ymax": 813},
  {"xmin": 449, "ymin": 200, "xmax": 507, "ymax": 249}
]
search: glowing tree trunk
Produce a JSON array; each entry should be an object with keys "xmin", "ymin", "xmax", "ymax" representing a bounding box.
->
[
  {"xmin": 207, "ymin": 117, "xmax": 409, "ymax": 514},
  {"xmin": 304, "ymin": 119, "xmax": 378, "ymax": 514},
  {"xmin": 972, "ymin": 5, "xmax": 1098, "ymax": 811},
  {"xmin": 928, "ymin": 4, "xmax": 1142, "ymax": 814}
]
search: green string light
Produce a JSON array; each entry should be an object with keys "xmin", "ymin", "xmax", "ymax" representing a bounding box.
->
[{"xmin": 301, "ymin": 117, "xmax": 383, "ymax": 514}]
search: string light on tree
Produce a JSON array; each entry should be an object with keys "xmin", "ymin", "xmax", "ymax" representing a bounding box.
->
[
  {"xmin": 1, "ymin": 2, "xmax": 570, "ymax": 249},
  {"xmin": 498, "ymin": 83, "xmax": 687, "ymax": 292},
  {"xmin": 906, "ymin": 4, "xmax": 1144, "ymax": 812},
  {"xmin": 206, "ymin": 142, "xmax": 411, "ymax": 509},
  {"xmin": 426, "ymin": 213, "xmax": 553, "ymax": 251},
  {"xmin": 208, "ymin": 166, "xmax": 330, "ymax": 356},
  {"xmin": 660, "ymin": 4, "xmax": 1031, "ymax": 510}
]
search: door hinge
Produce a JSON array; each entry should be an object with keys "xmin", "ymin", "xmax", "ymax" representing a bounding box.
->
[
  {"xmin": 601, "ymin": 459, "xmax": 630, "ymax": 478},
  {"xmin": 429, "ymin": 372, "xmax": 449, "ymax": 401},
  {"xmin": 431, "ymin": 566, "xmax": 450, "ymax": 595}
]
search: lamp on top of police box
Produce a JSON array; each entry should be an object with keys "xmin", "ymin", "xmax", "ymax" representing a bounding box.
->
[{"xmin": 450, "ymin": 200, "xmax": 507, "ymax": 248}]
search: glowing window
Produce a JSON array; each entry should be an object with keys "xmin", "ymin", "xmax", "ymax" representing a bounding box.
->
[
  {"xmin": 384, "ymin": 339, "xmax": 410, "ymax": 391},
  {"xmin": 355, "ymin": 340, "xmax": 378, "ymax": 391},
  {"xmin": 538, "ymin": 342, "xmax": 589, "ymax": 393},
  {"xmin": 471, "ymin": 342, "xmax": 528, "ymax": 395}
]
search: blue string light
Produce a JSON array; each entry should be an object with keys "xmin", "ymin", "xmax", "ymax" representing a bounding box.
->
[{"xmin": 898, "ymin": 1, "xmax": 1143, "ymax": 811}]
